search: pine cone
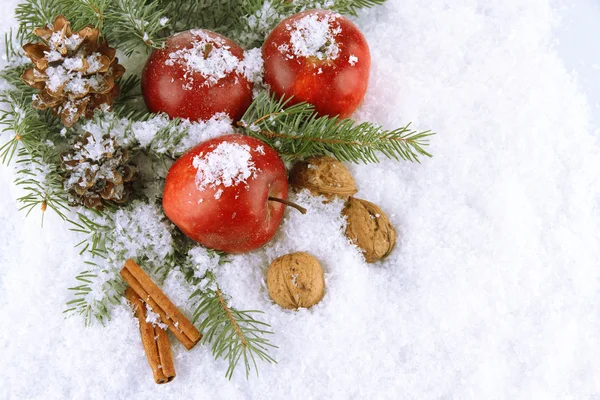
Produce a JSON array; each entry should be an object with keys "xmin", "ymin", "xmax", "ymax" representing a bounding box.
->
[
  {"xmin": 21, "ymin": 15, "xmax": 125, "ymax": 127},
  {"xmin": 60, "ymin": 132, "xmax": 137, "ymax": 210}
]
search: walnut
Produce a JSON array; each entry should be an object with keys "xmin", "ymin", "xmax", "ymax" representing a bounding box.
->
[
  {"xmin": 267, "ymin": 252, "xmax": 325, "ymax": 309},
  {"xmin": 342, "ymin": 197, "xmax": 396, "ymax": 263},
  {"xmin": 289, "ymin": 156, "xmax": 357, "ymax": 200}
]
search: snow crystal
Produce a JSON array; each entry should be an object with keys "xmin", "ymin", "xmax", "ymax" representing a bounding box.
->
[
  {"xmin": 166, "ymin": 30, "xmax": 241, "ymax": 87},
  {"xmin": 43, "ymin": 58, "xmax": 106, "ymax": 95},
  {"xmin": 112, "ymin": 201, "xmax": 174, "ymax": 266},
  {"xmin": 192, "ymin": 142, "xmax": 257, "ymax": 196},
  {"xmin": 283, "ymin": 12, "xmax": 342, "ymax": 60},
  {"xmin": 144, "ymin": 304, "xmax": 168, "ymax": 330},
  {"xmin": 129, "ymin": 114, "xmax": 172, "ymax": 147},
  {"xmin": 348, "ymin": 55, "xmax": 358, "ymax": 66},
  {"xmin": 239, "ymin": 48, "xmax": 264, "ymax": 85},
  {"xmin": 86, "ymin": 54, "xmax": 103, "ymax": 73},
  {"xmin": 44, "ymin": 50, "xmax": 62, "ymax": 62},
  {"xmin": 81, "ymin": 111, "xmax": 232, "ymax": 156},
  {"xmin": 62, "ymin": 57, "xmax": 84, "ymax": 71},
  {"xmin": 48, "ymin": 31, "xmax": 83, "ymax": 52},
  {"xmin": 246, "ymin": 1, "xmax": 279, "ymax": 30},
  {"xmin": 187, "ymin": 246, "xmax": 220, "ymax": 279},
  {"xmin": 175, "ymin": 113, "xmax": 233, "ymax": 153}
]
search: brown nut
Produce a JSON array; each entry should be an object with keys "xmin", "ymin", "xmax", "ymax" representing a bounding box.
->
[
  {"xmin": 289, "ymin": 156, "xmax": 357, "ymax": 200},
  {"xmin": 267, "ymin": 252, "xmax": 325, "ymax": 309},
  {"xmin": 342, "ymin": 197, "xmax": 396, "ymax": 263}
]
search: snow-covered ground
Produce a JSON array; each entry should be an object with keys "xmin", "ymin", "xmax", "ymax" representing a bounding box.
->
[{"xmin": 1, "ymin": 1, "xmax": 600, "ymax": 399}]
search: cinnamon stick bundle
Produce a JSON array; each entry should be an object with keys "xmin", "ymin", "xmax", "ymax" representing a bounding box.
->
[
  {"xmin": 125, "ymin": 287, "xmax": 176, "ymax": 384},
  {"xmin": 121, "ymin": 259, "xmax": 201, "ymax": 350}
]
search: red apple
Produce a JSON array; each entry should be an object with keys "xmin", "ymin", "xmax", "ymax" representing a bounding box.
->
[
  {"xmin": 262, "ymin": 9, "xmax": 371, "ymax": 119},
  {"xmin": 142, "ymin": 29, "xmax": 253, "ymax": 121},
  {"xmin": 162, "ymin": 134, "xmax": 288, "ymax": 253}
]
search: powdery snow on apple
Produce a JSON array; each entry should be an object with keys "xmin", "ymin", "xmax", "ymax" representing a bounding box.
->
[
  {"xmin": 263, "ymin": 9, "xmax": 371, "ymax": 119},
  {"xmin": 162, "ymin": 134, "xmax": 288, "ymax": 253},
  {"xmin": 142, "ymin": 29, "xmax": 261, "ymax": 122}
]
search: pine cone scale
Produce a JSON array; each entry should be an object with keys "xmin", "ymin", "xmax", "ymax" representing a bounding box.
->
[
  {"xmin": 61, "ymin": 132, "xmax": 137, "ymax": 210},
  {"xmin": 21, "ymin": 15, "xmax": 125, "ymax": 127}
]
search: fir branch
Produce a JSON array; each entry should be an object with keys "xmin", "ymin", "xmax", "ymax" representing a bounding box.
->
[
  {"xmin": 325, "ymin": 0, "xmax": 387, "ymax": 16},
  {"xmin": 114, "ymin": 74, "xmax": 141, "ymax": 105},
  {"xmin": 234, "ymin": 0, "xmax": 388, "ymax": 47},
  {"xmin": 68, "ymin": 210, "xmax": 111, "ymax": 256},
  {"xmin": 14, "ymin": 147, "xmax": 70, "ymax": 222},
  {"xmin": 55, "ymin": 0, "xmax": 109, "ymax": 31},
  {"xmin": 104, "ymin": 0, "xmax": 169, "ymax": 55},
  {"xmin": 64, "ymin": 210, "xmax": 121, "ymax": 325},
  {"xmin": 3, "ymin": 30, "xmax": 26, "ymax": 65},
  {"xmin": 0, "ymin": 91, "xmax": 61, "ymax": 164},
  {"xmin": 160, "ymin": 0, "xmax": 242, "ymax": 34},
  {"xmin": 238, "ymin": 93, "xmax": 434, "ymax": 163},
  {"xmin": 15, "ymin": 0, "xmax": 63, "ymax": 42},
  {"xmin": 192, "ymin": 271, "xmax": 277, "ymax": 379},
  {"xmin": 64, "ymin": 261, "xmax": 125, "ymax": 326}
]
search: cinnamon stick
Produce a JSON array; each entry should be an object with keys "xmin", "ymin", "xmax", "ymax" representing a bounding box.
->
[
  {"xmin": 125, "ymin": 287, "xmax": 176, "ymax": 384},
  {"xmin": 120, "ymin": 259, "xmax": 201, "ymax": 350}
]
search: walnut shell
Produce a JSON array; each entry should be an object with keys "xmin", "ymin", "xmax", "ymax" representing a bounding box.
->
[
  {"xmin": 267, "ymin": 252, "xmax": 325, "ymax": 309},
  {"xmin": 289, "ymin": 156, "xmax": 357, "ymax": 200},
  {"xmin": 343, "ymin": 197, "xmax": 396, "ymax": 263}
]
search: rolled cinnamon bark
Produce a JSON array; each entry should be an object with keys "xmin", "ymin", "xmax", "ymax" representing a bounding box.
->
[
  {"xmin": 121, "ymin": 259, "xmax": 201, "ymax": 350},
  {"xmin": 125, "ymin": 287, "xmax": 176, "ymax": 384}
]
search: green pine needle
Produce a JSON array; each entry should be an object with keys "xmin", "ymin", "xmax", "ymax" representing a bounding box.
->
[
  {"xmin": 191, "ymin": 272, "xmax": 277, "ymax": 379},
  {"xmin": 239, "ymin": 93, "xmax": 434, "ymax": 164}
]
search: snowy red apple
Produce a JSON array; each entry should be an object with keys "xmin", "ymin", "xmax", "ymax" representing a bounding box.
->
[
  {"xmin": 262, "ymin": 9, "xmax": 371, "ymax": 118},
  {"xmin": 142, "ymin": 29, "xmax": 258, "ymax": 122},
  {"xmin": 162, "ymin": 134, "xmax": 288, "ymax": 253}
]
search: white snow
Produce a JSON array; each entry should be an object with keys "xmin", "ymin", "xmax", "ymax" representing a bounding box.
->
[
  {"xmin": 145, "ymin": 304, "xmax": 169, "ymax": 330},
  {"xmin": 283, "ymin": 12, "xmax": 341, "ymax": 60},
  {"xmin": 166, "ymin": 30, "xmax": 264, "ymax": 90},
  {"xmin": 112, "ymin": 201, "xmax": 174, "ymax": 266},
  {"xmin": 238, "ymin": 47, "xmax": 264, "ymax": 86},
  {"xmin": 48, "ymin": 31, "xmax": 83, "ymax": 52},
  {"xmin": 192, "ymin": 142, "xmax": 257, "ymax": 197},
  {"xmin": 1, "ymin": 0, "xmax": 600, "ymax": 399},
  {"xmin": 80, "ymin": 111, "xmax": 233, "ymax": 155},
  {"xmin": 187, "ymin": 246, "xmax": 220, "ymax": 279},
  {"xmin": 166, "ymin": 30, "xmax": 241, "ymax": 87}
]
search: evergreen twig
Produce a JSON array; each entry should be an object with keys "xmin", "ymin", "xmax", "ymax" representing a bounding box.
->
[
  {"xmin": 238, "ymin": 93, "xmax": 434, "ymax": 163},
  {"xmin": 15, "ymin": 0, "xmax": 63, "ymax": 42},
  {"xmin": 104, "ymin": 0, "xmax": 169, "ymax": 55},
  {"xmin": 191, "ymin": 271, "xmax": 277, "ymax": 379}
]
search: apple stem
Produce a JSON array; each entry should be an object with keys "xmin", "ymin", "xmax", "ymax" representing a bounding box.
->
[{"xmin": 268, "ymin": 196, "xmax": 307, "ymax": 214}]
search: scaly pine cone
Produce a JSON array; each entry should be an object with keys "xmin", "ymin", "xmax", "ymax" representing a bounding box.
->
[
  {"xmin": 60, "ymin": 132, "xmax": 137, "ymax": 210},
  {"xmin": 21, "ymin": 15, "xmax": 125, "ymax": 127}
]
